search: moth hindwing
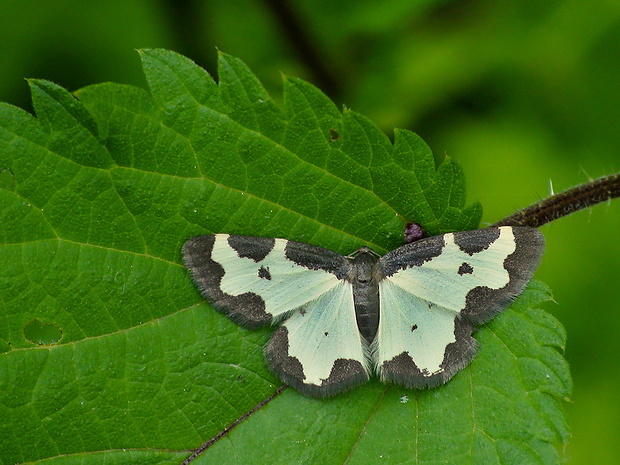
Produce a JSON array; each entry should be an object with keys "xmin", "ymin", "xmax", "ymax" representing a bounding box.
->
[{"xmin": 182, "ymin": 226, "xmax": 545, "ymax": 398}]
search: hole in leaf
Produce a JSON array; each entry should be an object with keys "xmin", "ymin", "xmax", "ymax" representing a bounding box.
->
[
  {"xmin": 0, "ymin": 168, "xmax": 15, "ymax": 190},
  {"xmin": 23, "ymin": 319, "xmax": 62, "ymax": 345},
  {"xmin": 329, "ymin": 128, "xmax": 340, "ymax": 141}
]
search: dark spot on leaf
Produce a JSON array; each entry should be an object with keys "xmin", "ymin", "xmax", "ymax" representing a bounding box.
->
[
  {"xmin": 324, "ymin": 332, "xmax": 329, "ymax": 336},
  {"xmin": 411, "ymin": 324, "xmax": 418, "ymax": 332},
  {"xmin": 23, "ymin": 319, "xmax": 62, "ymax": 345},
  {"xmin": 329, "ymin": 128, "xmax": 340, "ymax": 141},
  {"xmin": 0, "ymin": 168, "xmax": 15, "ymax": 190}
]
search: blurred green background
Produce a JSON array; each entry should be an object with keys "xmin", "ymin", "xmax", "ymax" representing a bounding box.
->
[{"xmin": 1, "ymin": 0, "xmax": 618, "ymax": 463}]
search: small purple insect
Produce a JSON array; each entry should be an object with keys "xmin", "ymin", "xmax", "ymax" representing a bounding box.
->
[{"xmin": 403, "ymin": 222, "xmax": 426, "ymax": 243}]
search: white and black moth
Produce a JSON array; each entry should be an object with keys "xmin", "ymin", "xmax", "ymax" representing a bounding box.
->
[{"xmin": 182, "ymin": 226, "xmax": 544, "ymax": 398}]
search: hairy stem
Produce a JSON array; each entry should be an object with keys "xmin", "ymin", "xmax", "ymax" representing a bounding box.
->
[{"xmin": 493, "ymin": 173, "xmax": 620, "ymax": 228}]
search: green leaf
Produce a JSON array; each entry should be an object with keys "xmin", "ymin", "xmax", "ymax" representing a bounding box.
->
[{"xmin": 0, "ymin": 49, "xmax": 569, "ymax": 464}]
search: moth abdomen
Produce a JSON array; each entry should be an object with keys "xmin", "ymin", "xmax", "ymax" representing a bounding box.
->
[{"xmin": 349, "ymin": 249, "xmax": 381, "ymax": 343}]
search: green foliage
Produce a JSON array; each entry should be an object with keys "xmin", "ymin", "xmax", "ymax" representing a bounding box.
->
[{"xmin": 0, "ymin": 50, "xmax": 570, "ymax": 464}]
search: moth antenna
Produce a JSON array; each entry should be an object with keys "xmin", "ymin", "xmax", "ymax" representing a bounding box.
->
[{"xmin": 346, "ymin": 246, "xmax": 380, "ymax": 259}]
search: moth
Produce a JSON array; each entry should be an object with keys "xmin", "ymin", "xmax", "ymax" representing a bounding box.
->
[{"xmin": 182, "ymin": 226, "xmax": 544, "ymax": 398}]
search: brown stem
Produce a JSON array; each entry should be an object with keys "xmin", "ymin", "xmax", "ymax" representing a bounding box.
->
[{"xmin": 493, "ymin": 173, "xmax": 620, "ymax": 228}]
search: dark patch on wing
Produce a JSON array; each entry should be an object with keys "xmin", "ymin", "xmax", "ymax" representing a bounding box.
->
[
  {"xmin": 265, "ymin": 326, "xmax": 369, "ymax": 398},
  {"xmin": 228, "ymin": 235, "xmax": 275, "ymax": 262},
  {"xmin": 284, "ymin": 240, "xmax": 350, "ymax": 280},
  {"xmin": 380, "ymin": 318, "xmax": 477, "ymax": 389},
  {"xmin": 380, "ymin": 352, "xmax": 429, "ymax": 388},
  {"xmin": 453, "ymin": 228, "xmax": 500, "ymax": 255},
  {"xmin": 458, "ymin": 262, "xmax": 474, "ymax": 275},
  {"xmin": 439, "ymin": 318, "xmax": 478, "ymax": 380},
  {"xmin": 461, "ymin": 227, "xmax": 545, "ymax": 324},
  {"xmin": 182, "ymin": 235, "xmax": 272, "ymax": 328},
  {"xmin": 379, "ymin": 234, "xmax": 445, "ymax": 277},
  {"xmin": 258, "ymin": 265, "xmax": 271, "ymax": 280},
  {"xmin": 318, "ymin": 359, "xmax": 369, "ymax": 397},
  {"xmin": 265, "ymin": 326, "xmax": 305, "ymax": 385}
]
